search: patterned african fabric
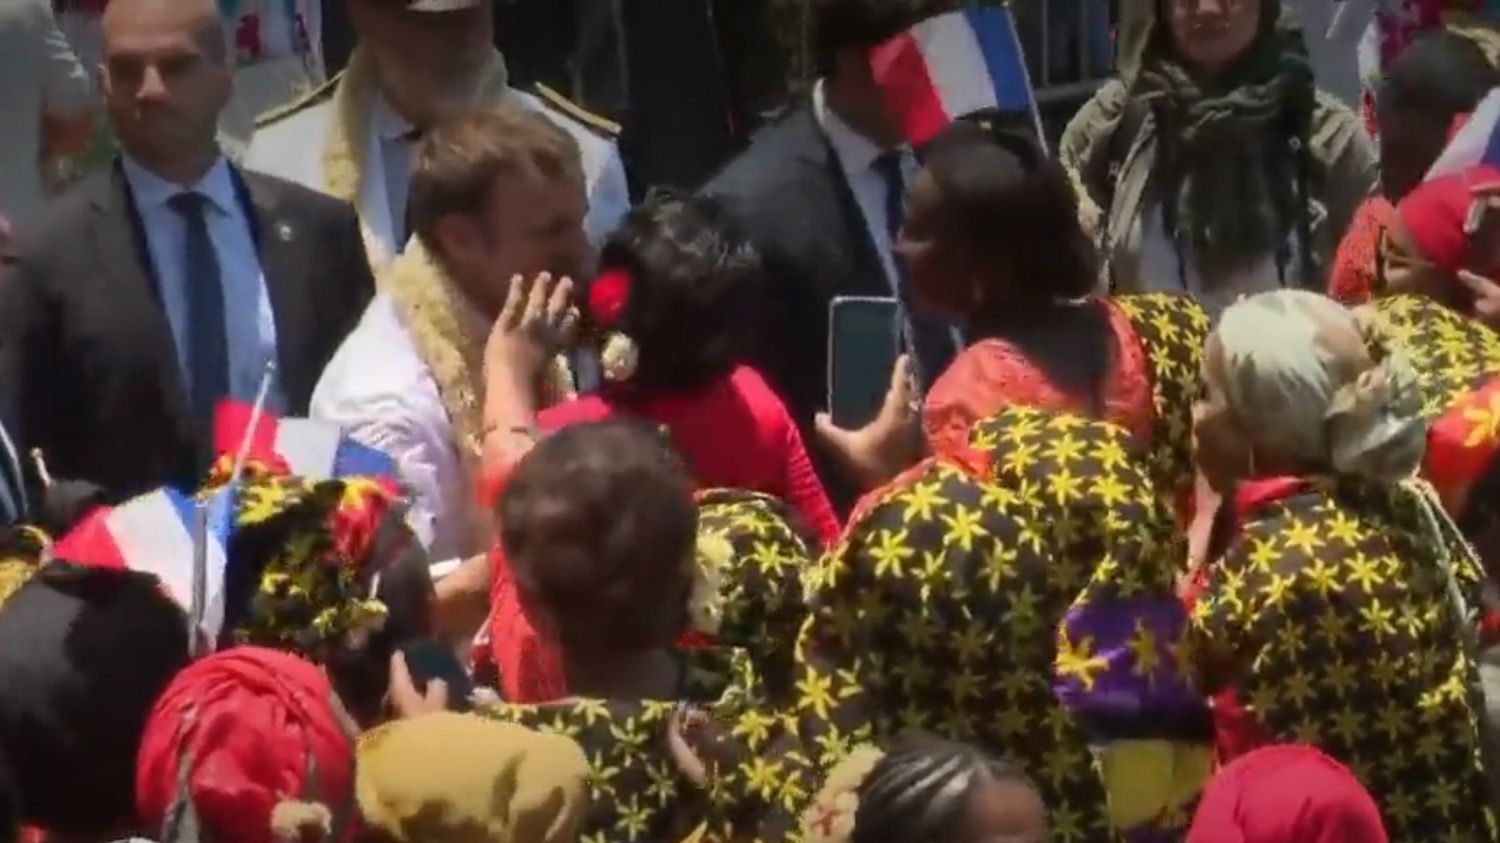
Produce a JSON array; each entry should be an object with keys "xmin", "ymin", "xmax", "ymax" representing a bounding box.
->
[
  {"xmin": 224, "ymin": 471, "xmax": 410, "ymax": 655},
  {"xmin": 0, "ymin": 526, "xmax": 49, "ymax": 609},
  {"xmin": 1368, "ymin": 294, "xmax": 1500, "ymax": 419},
  {"xmin": 1365, "ymin": 295, "xmax": 1500, "ymax": 528},
  {"xmin": 970, "ymin": 408, "xmax": 1215, "ymax": 835},
  {"xmin": 923, "ymin": 294, "xmax": 1208, "ymax": 513},
  {"xmin": 484, "ymin": 488, "xmax": 815, "ymax": 705},
  {"xmin": 775, "ymin": 407, "xmax": 1211, "ymax": 843},
  {"xmin": 1188, "ymin": 476, "xmax": 1497, "ymax": 843},
  {"xmin": 474, "ymin": 696, "xmax": 797, "ymax": 843},
  {"xmin": 1330, "ymin": 196, "xmax": 1398, "ymax": 306},
  {"xmin": 924, "ymin": 299, "xmax": 1155, "ymax": 453},
  {"xmin": 1110, "ymin": 294, "xmax": 1211, "ymax": 507}
]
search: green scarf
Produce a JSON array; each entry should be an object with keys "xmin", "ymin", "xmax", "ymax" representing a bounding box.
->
[{"xmin": 1133, "ymin": 2, "xmax": 1317, "ymax": 282}]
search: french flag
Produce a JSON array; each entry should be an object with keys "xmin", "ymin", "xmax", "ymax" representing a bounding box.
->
[
  {"xmin": 52, "ymin": 486, "xmax": 231, "ymax": 640},
  {"xmin": 214, "ymin": 401, "xmax": 397, "ymax": 481},
  {"xmin": 1427, "ymin": 87, "xmax": 1500, "ymax": 179},
  {"xmin": 870, "ymin": 5, "xmax": 1041, "ymax": 147}
]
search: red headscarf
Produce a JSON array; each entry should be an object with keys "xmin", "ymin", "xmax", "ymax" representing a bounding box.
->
[
  {"xmin": 1186, "ymin": 745, "xmax": 1389, "ymax": 843},
  {"xmin": 135, "ymin": 648, "xmax": 357, "ymax": 843},
  {"xmin": 1398, "ymin": 164, "xmax": 1500, "ymax": 273}
]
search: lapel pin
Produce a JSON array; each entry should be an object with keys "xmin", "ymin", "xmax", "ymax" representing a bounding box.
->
[{"xmin": 276, "ymin": 222, "xmax": 295, "ymax": 243}]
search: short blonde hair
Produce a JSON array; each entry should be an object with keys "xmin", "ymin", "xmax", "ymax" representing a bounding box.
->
[{"xmin": 407, "ymin": 106, "xmax": 584, "ymax": 254}]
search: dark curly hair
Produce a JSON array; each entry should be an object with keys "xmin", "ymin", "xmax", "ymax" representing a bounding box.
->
[
  {"xmin": 500, "ymin": 420, "xmax": 698, "ymax": 656},
  {"xmin": 920, "ymin": 112, "xmax": 1111, "ymax": 410},
  {"xmin": 853, "ymin": 737, "xmax": 1041, "ymax": 843},
  {"xmin": 591, "ymin": 193, "xmax": 761, "ymax": 394}
]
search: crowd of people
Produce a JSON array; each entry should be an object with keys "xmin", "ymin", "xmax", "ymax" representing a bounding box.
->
[{"xmin": 2, "ymin": 0, "xmax": 1500, "ymax": 842}]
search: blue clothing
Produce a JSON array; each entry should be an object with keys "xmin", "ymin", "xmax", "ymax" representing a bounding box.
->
[{"xmin": 121, "ymin": 155, "xmax": 284, "ymax": 412}]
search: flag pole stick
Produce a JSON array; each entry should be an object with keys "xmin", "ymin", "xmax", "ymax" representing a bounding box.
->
[
  {"xmin": 189, "ymin": 500, "xmax": 208, "ymax": 654},
  {"xmin": 231, "ymin": 362, "xmax": 278, "ymax": 483},
  {"xmin": 28, "ymin": 449, "xmax": 52, "ymax": 489}
]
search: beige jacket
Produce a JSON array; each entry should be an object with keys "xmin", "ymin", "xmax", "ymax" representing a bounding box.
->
[
  {"xmin": 1060, "ymin": 1, "xmax": 1377, "ymax": 299},
  {"xmin": 1060, "ymin": 78, "xmax": 1377, "ymax": 297}
]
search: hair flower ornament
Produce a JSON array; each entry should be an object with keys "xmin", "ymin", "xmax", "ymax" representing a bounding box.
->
[{"xmin": 589, "ymin": 268, "xmax": 640, "ymax": 383}]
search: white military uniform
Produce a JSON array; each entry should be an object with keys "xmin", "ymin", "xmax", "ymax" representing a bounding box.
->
[{"xmin": 243, "ymin": 65, "xmax": 630, "ymax": 271}]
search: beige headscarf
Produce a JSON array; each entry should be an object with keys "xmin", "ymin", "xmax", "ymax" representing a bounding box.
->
[
  {"xmin": 356, "ymin": 713, "xmax": 589, "ymax": 843},
  {"xmin": 1212, "ymin": 290, "xmax": 1427, "ymax": 483}
]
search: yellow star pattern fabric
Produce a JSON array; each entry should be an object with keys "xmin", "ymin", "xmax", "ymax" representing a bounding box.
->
[
  {"xmin": 1188, "ymin": 477, "xmax": 1497, "ymax": 843},
  {"xmin": 1113, "ymin": 293, "xmax": 1211, "ymax": 502},
  {"xmin": 780, "ymin": 408, "xmax": 1210, "ymax": 843},
  {"xmin": 477, "ymin": 489, "xmax": 817, "ymax": 843},
  {"xmin": 1363, "ymin": 295, "xmax": 1500, "ymax": 420},
  {"xmin": 1364, "ymin": 294, "xmax": 1500, "ymax": 542}
]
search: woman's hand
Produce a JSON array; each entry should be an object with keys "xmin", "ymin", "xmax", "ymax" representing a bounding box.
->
[
  {"xmin": 813, "ymin": 355, "xmax": 924, "ymax": 490},
  {"xmin": 1462, "ymin": 181, "xmax": 1500, "ymax": 331},
  {"xmin": 483, "ymin": 272, "xmax": 579, "ymax": 390},
  {"xmin": 387, "ymin": 651, "xmax": 449, "ymax": 720}
]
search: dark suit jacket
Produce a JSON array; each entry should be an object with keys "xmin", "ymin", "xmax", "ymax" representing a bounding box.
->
[
  {"xmin": 703, "ymin": 105, "xmax": 890, "ymax": 508},
  {"xmin": 0, "ymin": 160, "xmax": 375, "ymax": 501}
]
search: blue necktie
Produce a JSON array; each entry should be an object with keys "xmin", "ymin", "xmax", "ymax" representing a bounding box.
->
[
  {"xmin": 872, "ymin": 151, "xmax": 957, "ymax": 393},
  {"xmin": 167, "ymin": 192, "xmax": 230, "ymax": 432}
]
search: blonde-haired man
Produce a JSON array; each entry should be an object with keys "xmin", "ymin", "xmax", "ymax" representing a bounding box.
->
[
  {"xmin": 246, "ymin": 0, "xmax": 627, "ymax": 273},
  {"xmin": 312, "ymin": 105, "xmax": 586, "ymax": 566}
]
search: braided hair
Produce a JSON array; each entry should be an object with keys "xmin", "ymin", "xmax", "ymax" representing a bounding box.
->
[{"xmin": 851, "ymin": 738, "xmax": 1040, "ymax": 843}]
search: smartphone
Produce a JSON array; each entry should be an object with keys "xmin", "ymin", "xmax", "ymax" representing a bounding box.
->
[
  {"xmin": 827, "ymin": 296, "xmax": 902, "ymax": 429},
  {"xmin": 400, "ymin": 639, "xmax": 474, "ymax": 713}
]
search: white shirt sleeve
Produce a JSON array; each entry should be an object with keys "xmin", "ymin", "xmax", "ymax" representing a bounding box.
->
[{"xmin": 310, "ymin": 296, "xmax": 470, "ymax": 560}]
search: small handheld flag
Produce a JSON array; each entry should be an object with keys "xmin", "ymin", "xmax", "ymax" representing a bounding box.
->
[
  {"xmin": 869, "ymin": 4, "xmax": 1043, "ymax": 148},
  {"xmin": 1427, "ymin": 86, "xmax": 1500, "ymax": 179},
  {"xmin": 213, "ymin": 401, "xmax": 399, "ymax": 481},
  {"xmin": 52, "ymin": 486, "xmax": 231, "ymax": 642}
]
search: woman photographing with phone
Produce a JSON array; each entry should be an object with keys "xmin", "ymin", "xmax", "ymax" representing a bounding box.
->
[{"xmin": 815, "ymin": 113, "xmax": 1210, "ymax": 512}]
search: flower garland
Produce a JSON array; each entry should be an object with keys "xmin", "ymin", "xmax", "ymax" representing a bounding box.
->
[
  {"xmin": 384, "ymin": 240, "xmax": 577, "ymax": 550},
  {"xmin": 801, "ymin": 745, "xmax": 887, "ymax": 843}
]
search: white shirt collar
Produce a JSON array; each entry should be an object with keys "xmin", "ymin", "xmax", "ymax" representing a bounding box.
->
[
  {"xmin": 373, "ymin": 91, "xmax": 418, "ymax": 143},
  {"xmin": 813, "ymin": 79, "xmax": 904, "ymax": 177},
  {"xmin": 121, "ymin": 153, "xmax": 238, "ymax": 217}
]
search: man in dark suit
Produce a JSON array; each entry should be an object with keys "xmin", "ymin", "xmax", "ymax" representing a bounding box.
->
[
  {"xmin": 498, "ymin": 0, "xmax": 786, "ymax": 194},
  {"xmin": 703, "ymin": 0, "xmax": 956, "ymax": 507},
  {"xmin": 0, "ymin": 0, "xmax": 374, "ymax": 501}
]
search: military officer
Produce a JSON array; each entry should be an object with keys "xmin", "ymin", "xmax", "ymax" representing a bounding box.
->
[{"xmin": 246, "ymin": 0, "xmax": 628, "ymax": 272}]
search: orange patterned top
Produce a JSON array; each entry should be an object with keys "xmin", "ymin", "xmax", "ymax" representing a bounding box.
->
[
  {"xmin": 1329, "ymin": 196, "xmax": 1398, "ymax": 306},
  {"xmin": 923, "ymin": 298, "xmax": 1155, "ymax": 458}
]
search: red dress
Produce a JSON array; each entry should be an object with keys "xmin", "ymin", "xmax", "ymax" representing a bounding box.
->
[{"xmin": 478, "ymin": 364, "xmax": 840, "ymax": 702}]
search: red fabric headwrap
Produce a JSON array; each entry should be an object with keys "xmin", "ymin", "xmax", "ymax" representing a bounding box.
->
[
  {"xmin": 1399, "ymin": 164, "xmax": 1500, "ymax": 272},
  {"xmin": 1186, "ymin": 745, "xmax": 1389, "ymax": 843},
  {"xmin": 135, "ymin": 648, "xmax": 356, "ymax": 843}
]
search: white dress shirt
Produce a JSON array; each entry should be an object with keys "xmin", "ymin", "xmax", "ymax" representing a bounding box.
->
[
  {"xmin": 121, "ymin": 155, "xmax": 284, "ymax": 410},
  {"xmin": 311, "ymin": 294, "xmax": 472, "ymax": 562},
  {"xmin": 812, "ymin": 80, "xmax": 919, "ymax": 295}
]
